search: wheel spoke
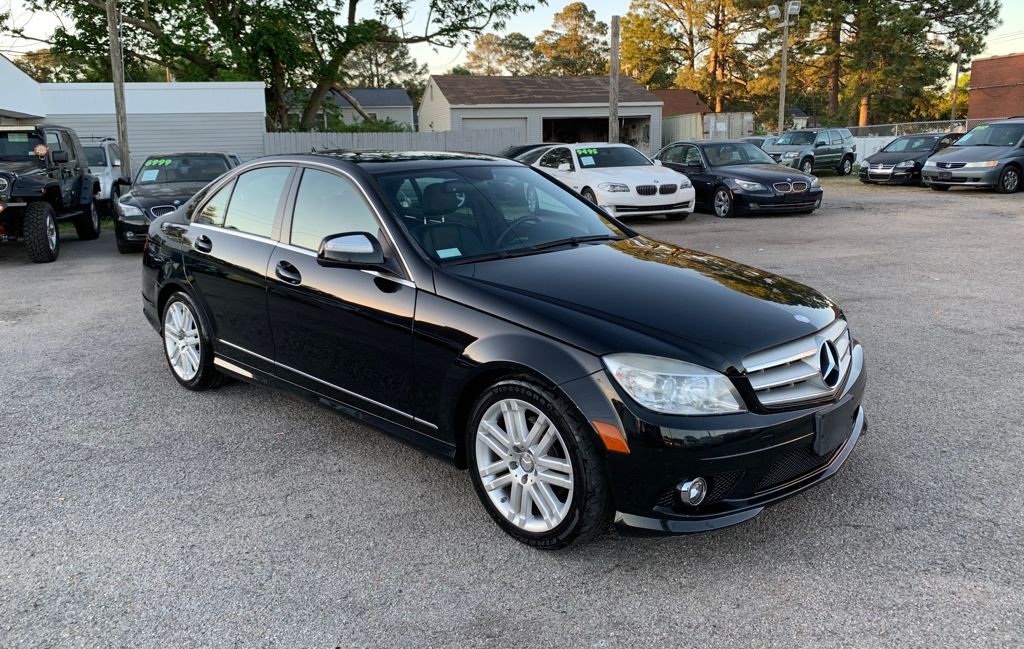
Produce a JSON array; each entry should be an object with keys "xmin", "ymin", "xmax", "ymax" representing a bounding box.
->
[
  {"xmin": 508, "ymin": 480, "xmax": 523, "ymax": 524},
  {"xmin": 479, "ymin": 459, "xmax": 507, "ymax": 478},
  {"xmin": 480, "ymin": 421, "xmax": 511, "ymax": 454},
  {"xmin": 485, "ymin": 473, "xmax": 513, "ymax": 492},
  {"xmin": 518, "ymin": 483, "xmax": 534, "ymax": 524},
  {"xmin": 479, "ymin": 423, "xmax": 511, "ymax": 458},
  {"xmin": 532, "ymin": 482, "xmax": 561, "ymax": 527},
  {"xmin": 537, "ymin": 469, "xmax": 573, "ymax": 490},
  {"xmin": 536, "ymin": 455, "xmax": 570, "ymax": 474},
  {"xmin": 534, "ymin": 428, "xmax": 558, "ymax": 456},
  {"xmin": 524, "ymin": 413, "xmax": 549, "ymax": 449},
  {"xmin": 500, "ymin": 401, "xmax": 529, "ymax": 446}
]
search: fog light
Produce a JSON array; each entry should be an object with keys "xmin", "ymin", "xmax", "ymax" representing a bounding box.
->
[{"xmin": 678, "ymin": 477, "xmax": 707, "ymax": 505}]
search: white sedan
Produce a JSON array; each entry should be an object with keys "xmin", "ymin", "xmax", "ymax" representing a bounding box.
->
[{"xmin": 523, "ymin": 143, "xmax": 696, "ymax": 220}]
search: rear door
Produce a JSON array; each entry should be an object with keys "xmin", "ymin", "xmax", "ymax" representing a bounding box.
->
[
  {"xmin": 184, "ymin": 164, "xmax": 295, "ymax": 373},
  {"xmin": 266, "ymin": 165, "xmax": 417, "ymax": 423}
]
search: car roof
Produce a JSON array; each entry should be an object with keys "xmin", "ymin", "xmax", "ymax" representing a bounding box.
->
[
  {"xmin": 256, "ymin": 150, "xmax": 519, "ymax": 174},
  {"xmin": 142, "ymin": 152, "xmax": 231, "ymax": 158}
]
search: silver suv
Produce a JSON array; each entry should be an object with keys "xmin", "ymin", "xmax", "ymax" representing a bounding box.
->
[
  {"xmin": 921, "ymin": 118, "xmax": 1024, "ymax": 193},
  {"xmin": 766, "ymin": 128, "xmax": 857, "ymax": 176},
  {"xmin": 82, "ymin": 138, "xmax": 124, "ymax": 215}
]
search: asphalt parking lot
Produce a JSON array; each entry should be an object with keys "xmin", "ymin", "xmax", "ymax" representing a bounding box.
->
[{"xmin": 2, "ymin": 176, "xmax": 1022, "ymax": 648}]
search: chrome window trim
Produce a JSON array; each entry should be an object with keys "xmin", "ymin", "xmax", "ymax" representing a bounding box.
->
[
  {"xmin": 217, "ymin": 338, "xmax": 436, "ymax": 429},
  {"xmin": 191, "ymin": 221, "xmax": 273, "ymax": 245}
]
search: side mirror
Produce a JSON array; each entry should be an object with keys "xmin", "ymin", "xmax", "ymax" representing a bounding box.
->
[
  {"xmin": 687, "ymin": 161, "xmax": 704, "ymax": 170},
  {"xmin": 116, "ymin": 175, "xmax": 132, "ymax": 187},
  {"xmin": 112, "ymin": 159, "xmax": 122, "ymax": 167},
  {"xmin": 557, "ymin": 162, "xmax": 572, "ymax": 172},
  {"xmin": 317, "ymin": 232, "xmax": 385, "ymax": 268},
  {"xmin": 52, "ymin": 151, "xmax": 70, "ymax": 164},
  {"xmin": 815, "ymin": 141, "xmax": 827, "ymax": 148}
]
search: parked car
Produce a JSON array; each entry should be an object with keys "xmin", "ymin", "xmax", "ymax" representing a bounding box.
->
[
  {"xmin": 498, "ymin": 143, "xmax": 563, "ymax": 160},
  {"xmin": 921, "ymin": 118, "xmax": 1024, "ymax": 193},
  {"xmin": 512, "ymin": 145, "xmax": 555, "ymax": 166},
  {"xmin": 859, "ymin": 133, "xmax": 962, "ymax": 186},
  {"xmin": 766, "ymin": 128, "xmax": 856, "ymax": 176},
  {"xmin": 527, "ymin": 143, "xmax": 695, "ymax": 220},
  {"xmin": 742, "ymin": 135, "xmax": 777, "ymax": 150},
  {"xmin": 143, "ymin": 151, "xmax": 866, "ymax": 549},
  {"xmin": 0, "ymin": 124, "xmax": 101, "ymax": 263},
  {"xmin": 655, "ymin": 140, "xmax": 822, "ymax": 217},
  {"xmin": 82, "ymin": 137, "xmax": 124, "ymax": 215},
  {"xmin": 115, "ymin": 152, "xmax": 236, "ymax": 253}
]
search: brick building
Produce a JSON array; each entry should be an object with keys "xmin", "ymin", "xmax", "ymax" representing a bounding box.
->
[{"xmin": 968, "ymin": 52, "xmax": 1024, "ymax": 120}]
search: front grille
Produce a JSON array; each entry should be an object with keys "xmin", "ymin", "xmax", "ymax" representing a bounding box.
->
[
  {"xmin": 635, "ymin": 185, "xmax": 657, "ymax": 195},
  {"xmin": 773, "ymin": 181, "xmax": 808, "ymax": 193},
  {"xmin": 658, "ymin": 184, "xmax": 677, "ymax": 194},
  {"xmin": 791, "ymin": 181, "xmax": 808, "ymax": 191},
  {"xmin": 937, "ymin": 162, "xmax": 966, "ymax": 169},
  {"xmin": 743, "ymin": 319, "xmax": 852, "ymax": 408},
  {"xmin": 756, "ymin": 443, "xmax": 839, "ymax": 492},
  {"xmin": 654, "ymin": 471, "xmax": 744, "ymax": 509},
  {"xmin": 612, "ymin": 201, "xmax": 690, "ymax": 213},
  {"xmin": 150, "ymin": 205, "xmax": 177, "ymax": 218},
  {"xmin": 869, "ymin": 163, "xmax": 895, "ymax": 170}
]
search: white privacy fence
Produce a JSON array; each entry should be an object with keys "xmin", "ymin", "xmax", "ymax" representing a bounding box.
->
[{"xmin": 263, "ymin": 127, "xmax": 526, "ymax": 156}]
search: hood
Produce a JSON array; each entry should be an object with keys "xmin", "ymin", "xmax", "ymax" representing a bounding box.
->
[
  {"xmin": 440, "ymin": 237, "xmax": 839, "ymax": 372},
  {"xmin": 928, "ymin": 144, "xmax": 1019, "ymax": 163},
  {"xmin": 865, "ymin": 150, "xmax": 931, "ymax": 165},
  {"xmin": 0, "ymin": 159, "xmax": 46, "ymax": 177},
  {"xmin": 715, "ymin": 163, "xmax": 814, "ymax": 183},
  {"xmin": 122, "ymin": 181, "xmax": 208, "ymax": 207},
  {"xmin": 583, "ymin": 165, "xmax": 687, "ymax": 185}
]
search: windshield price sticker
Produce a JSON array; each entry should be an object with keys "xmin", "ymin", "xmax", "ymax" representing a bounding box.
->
[
  {"xmin": 575, "ymin": 148, "xmax": 599, "ymax": 155},
  {"xmin": 145, "ymin": 158, "xmax": 173, "ymax": 167},
  {"xmin": 580, "ymin": 156, "xmax": 595, "ymax": 166}
]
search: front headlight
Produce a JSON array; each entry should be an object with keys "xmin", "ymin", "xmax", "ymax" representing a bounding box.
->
[
  {"xmin": 118, "ymin": 203, "xmax": 144, "ymax": 217},
  {"xmin": 678, "ymin": 176, "xmax": 693, "ymax": 189},
  {"xmin": 895, "ymin": 160, "xmax": 916, "ymax": 168},
  {"xmin": 598, "ymin": 182, "xmax": 630, "ymax": 192},
  {"xmin": 783, "ymin": 152, "xmax": 800, "ymax": 158},
  {"xmin": 733, "ymin": 179, "xmax": 766, "ymax": 192},
  {"xmin": 923, "ymin": 160, "xmax": 938, "ymax": 168},
  {"xmin": 810, "ymin": 176, "xmax": 821, "ymax": 188},
  {"xmin": 603, "ymin": 353, "xmax": 745, "ymax": 415},
  {"xmin": 963, "ymin": 160, "xmax": 999, "ymax": 168}
]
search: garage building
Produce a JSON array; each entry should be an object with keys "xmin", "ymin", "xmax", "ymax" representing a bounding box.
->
[{"xmin": 418, "ymin": 75, "xmax": 663, "ymax": 153}]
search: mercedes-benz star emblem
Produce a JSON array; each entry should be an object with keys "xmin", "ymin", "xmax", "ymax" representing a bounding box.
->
[{"xmin": 818, "ymin": 340, "xmax": 840, "ymax": 387}]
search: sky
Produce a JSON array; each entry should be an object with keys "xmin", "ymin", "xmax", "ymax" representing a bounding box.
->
[{"xmin": 2, "ymin": 0, "xmax": 1023, "ymax": 73}]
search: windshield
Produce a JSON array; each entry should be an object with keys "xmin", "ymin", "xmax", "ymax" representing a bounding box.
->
[
  {"xmin": 775, "ymin": 131, "xmax": 816, "ymax": 146},
  {"xmin": 375, "ymin": 165, "xmax": 627, "ymax": 264},
  {"xmin": 135, "ymin": 155, "xmax": 230, "ymax": 185},
  {"xmin": 575, "ymin": 146, "xmax": 652, "ymax": 168},
  {"xmin": 0, "ymin": 131, "xmax": 45, "ymax": 160},
  {"xmin": 881, "ymin": 136, "xmax": 938, "ymax": 153},
  {"xmin": 84, "ymin": 146, "xmax": 107, "ymax": 167},
  {"xmin": 704, "ymin": 142, "xmax": 777, "ymax": 166},
  {"xmin": 955, "ymin": 123, "xmax": 1024, "ymax": 147}
]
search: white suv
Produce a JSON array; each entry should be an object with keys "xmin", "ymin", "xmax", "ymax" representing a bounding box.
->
[{"xmin": 82, "ymin": 138, "xmax": 124, "ymax": 215}]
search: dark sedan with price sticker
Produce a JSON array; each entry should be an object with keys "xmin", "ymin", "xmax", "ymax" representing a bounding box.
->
[
  {"xmin": 142, "ymin": 151, "xmax": 866, "ymax": 549},
  {"xmin": 114, "ymin": 152, "xmax": 238, "ymax": 253}
]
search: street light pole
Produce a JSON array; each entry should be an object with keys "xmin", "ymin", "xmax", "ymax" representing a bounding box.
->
[{"xmin": 777, "ymin": 17, "xmax": 789, "ymax": 137}]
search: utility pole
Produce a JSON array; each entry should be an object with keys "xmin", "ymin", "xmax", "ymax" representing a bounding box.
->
[
  {"xmin": 609, "ymin": 15, "xmax": 620, "ymax": 144},
  {"xmin": 776, "ymin": 16, "xmax": 790, "ymax": 137},
  {"xmin": 950, "ymin": 47, "xmax": 963, "ymax": 124},
  {"xmin": 106, "ymin": 0, "xmax": 132, "ymax": 178}
]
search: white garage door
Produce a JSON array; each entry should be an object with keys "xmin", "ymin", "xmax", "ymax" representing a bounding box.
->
[{"xmin": 461, "ymin": 117, "xmax": 527, "ymax": 131}]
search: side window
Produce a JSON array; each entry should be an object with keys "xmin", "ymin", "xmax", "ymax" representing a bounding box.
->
[
  {"xmin": 660, "ymin": 145, "xmax": 685, "ymax": 163},
  {"xmin": 555, "ymin": 148, "xmax": 574, "ymax": 170},
  {"xmin": 193, "ymin": 180, "xmax": 234, "ymax": 227},
  {"xmin": 684, "ymin": 146, "xmax": 704, "ymax": 166},
  {"xmin": 538, "ymin": 149, "xmax": 560, "ymax": 169},
  {"xmin": 815, "ymin": 132, "xmax": 828, "ymax": 146},
  {"xmin": 829, "ymin": 130, "xmax": 843, "ymax": 145},
  {"xmin": 290, "ymin": 168, "xmax": 380, "ymax": 251},
  {"xmin": 222, "ymin": 166, "xmax": 292, "ymax": 238},
  {"xmin": 45, "ymin": 132, "xmax": 62, "ymax": 152}
]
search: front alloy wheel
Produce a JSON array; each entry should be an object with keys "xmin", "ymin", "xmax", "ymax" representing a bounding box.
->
[
  {"xmin": 161, "ymin": 292, "xmax": 224, "ymax": 390},
  {"xmin": 800, "ymin": 158, "xmax": 814, "ymax": 175},
  {"xmin": 997, "ymin": 166, "xmax": 1020, "ymax": 194},
  {"xmin": 713, "ymin": 187, "xmax": 733, "ymax": 218}
]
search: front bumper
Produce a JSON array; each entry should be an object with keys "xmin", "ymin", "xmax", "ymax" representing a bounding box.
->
[
  {"xmin": 921, "ymin": 167, "xmax": 1000, "ymax": 187},
  {"xmin": 733, "ymin": 188, "xmax": 823, "ymax": 214},
  {"xmin": 598, "ymin": 187, "xmax": 696, "ymax": 218},
  {"xmin": 560, "ymin": 342, "xmax": 866, "ymax": 535},
  {"xmin": 115, "ymin": 213, "xmax": 150, "ymax": 243},
  {"xmin": 859, "ymin": 166, "xmax": 919, "ymax": 184}
]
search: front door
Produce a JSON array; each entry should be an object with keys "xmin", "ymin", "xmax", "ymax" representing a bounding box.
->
[
  {"xmin": 266, "ymin": 166, "xmax": 416, "ymax": 424},
  {"xmin": 537, "ymin": 147, "xmax": 578, "ymax": 191},
  {"xmin": 45, "ymin": 131, "xmax": 74, "ymax": 207},
  {"xmin": 184, "ymin": 164, "xmax": 295, "ymax": 373}
]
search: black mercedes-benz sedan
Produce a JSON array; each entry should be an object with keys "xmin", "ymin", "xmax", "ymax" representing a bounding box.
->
[
  {"xmin": 859, "ymin": 132, "xmax": 962, "ymax": 185},
  {"xmin": 142, "ymin": 151, "xmax": 866, "ymax": 549},
  {"xmin": 654, "ymin": 140, "xmax": 823, "ymax": 217},
  {"xmin": 115, "ymin": 152, "xmax": 236, "ymax": 253}
]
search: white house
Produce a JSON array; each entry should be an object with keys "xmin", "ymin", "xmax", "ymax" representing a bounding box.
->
[{"xmin": 418, "ymin": 75, "xmax": 664, "ymax": 153}]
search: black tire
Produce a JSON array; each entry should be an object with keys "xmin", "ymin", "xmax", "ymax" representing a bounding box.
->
[
  {"xmin": 930, "ymin": 184, "xmax": 951, "ymax": 191},
  {"xmin": 581, "ymin": 188, "xmax": 598, "ymax": 204},
  {"xmin": 105, "ymin": 185, "xmax": 120, "ymax": 217},
  {"xmin": 712, "ymin": 186, "xmax": 734, "ymax": 218},
  {"xmin": 24, "ymin": 202, "xmax": 60, "ymax": 263},
  {"xmin": 116, "ymin": 237, "xmax": 142, "ymax": 254},
  {"xmin": 466, "ymin": 378, "xmax": 612, "ymax": 549},
  {"xmin": 837, "ymin": 156, "xmax": 854, "ymax": 176},
  {"xmin": 665, "ymin": 211, "xmax": 690, "ymax": 221},
  {"xmin": 996, "ymin": 165, "xmax": 1021, "ymax": 194},
  {"xmin": 161, "ymin": 291, "xmax": 226, "ymax": 391},
  {"xmin": 799, "ymin": 158, "xmax": 814, "ymax": 175},
  {"xmin": 73, "ymin": 199, "xmax": 101, "ymax": 240}
]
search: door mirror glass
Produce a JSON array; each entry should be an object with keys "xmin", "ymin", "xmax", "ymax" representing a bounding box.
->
[
  {"xmin": 815, "ymin": 141, "xmax": 827, "ymax": 148},
  {"xmin": 557, "ymin": 162, "xmax": 572, "ymax": 172},
  {"xmin": 113, "ymin": 159, "xmax": 122, "ymax": 167},
  {"xmin": 686, "ymin": 160, "xmax": 704, "ymax": 170},
  {"xmin": 52, "ymin": 151, "xmax": 70, "ymax": 164},
  {"xmin": 318, "ymin": 232, "xmax": 385, "ymax": 268}
]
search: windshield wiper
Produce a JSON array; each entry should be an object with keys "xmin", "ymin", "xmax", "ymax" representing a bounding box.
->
[{"xmin": 530, "ymin": 234, "xmax": 623, "ymax": 252}]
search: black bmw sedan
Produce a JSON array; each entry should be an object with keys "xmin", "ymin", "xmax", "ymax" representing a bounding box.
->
[
  {"xmin": 655, "ymin": 140, "xmax": 822, "ymax": 217},
  {"xmin": 142, "ymin": 151, "xmax": 866, "ymax": 549},
  {"xmin": 859, "ymin": 132, "xmax": 962, "ymax": 185},
  {"xmin": 115, "ymin": 152, "xmax": 236, "ymax": 253}
]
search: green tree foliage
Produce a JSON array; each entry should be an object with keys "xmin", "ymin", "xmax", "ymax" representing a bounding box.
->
[
  {"xmin": 499, "ymin": 32, "xmax": 539, "ymax": 75},
  {"xmin": 534, "ymin": 2, "xmax": 608, "ymax": 75},
  {"xmin": 346, "ymin": 35, "xmax": 429, "ymax": 107}
]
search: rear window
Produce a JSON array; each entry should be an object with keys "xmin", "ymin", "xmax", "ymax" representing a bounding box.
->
[{"xmin": 83, "ymin": 146, "xmax": 107, "ymax": 167}]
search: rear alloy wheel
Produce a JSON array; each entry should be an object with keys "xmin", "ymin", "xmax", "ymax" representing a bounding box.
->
[
  {"xmin": 713, "ymin": 187, "xmax": 734, "ymax": 218},
  {"xmin": 24, "ymin": 202, "xmax": 60, "ymax": 263},
  {"xmin": 467, "ymin": 379, "xmax": 611, "ymax": 549},
  {"xmin": 996, "ymin": 166, "xmax": 1020, "ymax": 194},
  {"xmin": 73, "ymin": 199, "xmax": 101, "ymax": 240},
  {"xmin": 800, "ymin": 158, "xmax": 814, "ymax": 175},
  {"xmin": 162, "ymin": 292, "xmax": 225, "ymax": 391},
  {"xmin": 837, "ymin": 156, "xmax": 853, "ymax": 176}
]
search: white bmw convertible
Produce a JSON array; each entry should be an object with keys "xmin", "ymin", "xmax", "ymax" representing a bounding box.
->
[{"xmin": 522, "ymin": 143, "xmax": 696, "ymax": 220}]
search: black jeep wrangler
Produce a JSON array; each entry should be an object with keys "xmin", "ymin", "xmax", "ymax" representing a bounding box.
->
[{"xmin": 0, "ymin": 124, "xmax": 102, "ymax": 263}]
